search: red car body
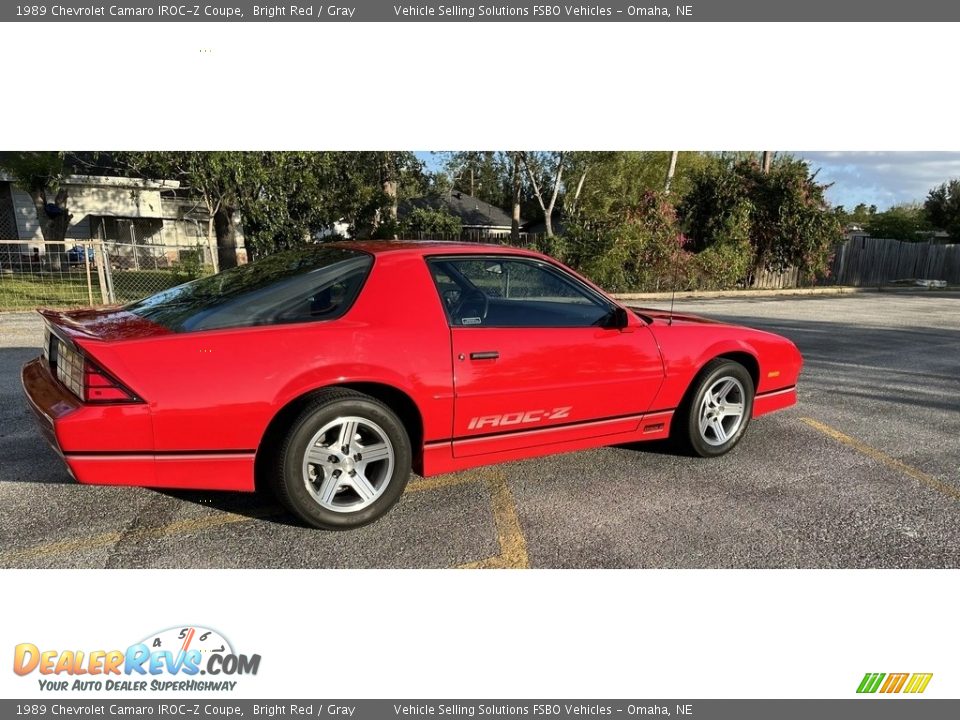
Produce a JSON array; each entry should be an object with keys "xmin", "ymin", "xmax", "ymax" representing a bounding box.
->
[{"xmin": 21, "ymin": 241, "xmax": 801, "ymax": 493}]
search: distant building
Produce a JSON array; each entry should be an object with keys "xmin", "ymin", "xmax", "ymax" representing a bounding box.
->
[
  {"xmin": 521, "ymin": 209, "xmax": 565, "ymax": 237},
  {"xmin": 0, "ymin": 163, "xmax": 245, "ymax": 265},
  {"xmin": 399, "ymin": 191, "xmax": 524, "ymax": 237}
]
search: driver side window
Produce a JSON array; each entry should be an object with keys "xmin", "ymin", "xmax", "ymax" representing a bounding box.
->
[{"xmin": 427, "ymin": 256, "xmax": 613, "ymax": 328}]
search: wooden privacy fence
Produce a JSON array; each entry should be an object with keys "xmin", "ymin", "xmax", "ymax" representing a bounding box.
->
[
  {"xmin": 830, "ymin": 237, "xmax": 960, "ymax": 287},
  {"xmin": 750, "ymin": 238, "xmax": 959, "ymax": 289}
]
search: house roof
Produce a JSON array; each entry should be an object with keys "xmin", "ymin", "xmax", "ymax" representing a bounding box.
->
[
  {"xmin": 328, "ymin": 239, "xmax": 544, "ymax": 257},
  {"xmin": 399, "ymin": 192, "xmax": 521, "ymax": 228},
  {"xmin": 521, "ymin": 209, "xmax": 565, "ymax": 236}
]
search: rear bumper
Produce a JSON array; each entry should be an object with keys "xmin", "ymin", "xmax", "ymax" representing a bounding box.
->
[
  {"xmin": 21, "ymin": 357, "xmax": 80, "ymax": 462},
  {"xmin": 65, "ymin": 453, "xmax": 256, "ymax": 492},
  {"xmin": 21, "ymin": 356, "xmax": 254, "ymax": 492},
  {"xmin": 753, "ymin": 385, "xmax": 797, "ymax": 417}
]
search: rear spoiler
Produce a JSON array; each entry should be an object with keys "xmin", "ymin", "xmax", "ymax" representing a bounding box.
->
[{"xmin": 37, "ymin": 308, "xmax": 172, "ymax": 346}]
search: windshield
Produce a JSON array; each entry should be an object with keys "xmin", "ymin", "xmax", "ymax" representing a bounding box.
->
[{"xmin": 126, "ymin": 246, "xmax": 373, "ymax": 332}]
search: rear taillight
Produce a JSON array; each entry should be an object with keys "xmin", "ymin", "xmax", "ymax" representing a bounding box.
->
[
  {"xmin": 54, "ymin": 340, "xmax": 85, "ymax": 399},
  {"xmin": 51, "ymin": 337, "xmax": 139, "ymax": 403},
  {"xmin": 83, "ymin": 361, "xmax": 139, "ymax": 403}
]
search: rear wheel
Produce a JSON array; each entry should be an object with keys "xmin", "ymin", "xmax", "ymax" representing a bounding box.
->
[
  {"xmin": 273, "ymin": 389, "xmax": 412, "ymax": 530},
  {"xmin": 678, "ymin": 359, "xmax": 754, "ymax": 457}
]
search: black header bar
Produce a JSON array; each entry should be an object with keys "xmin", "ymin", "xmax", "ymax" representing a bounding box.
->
[{"xmin": 3, "ymin": 0, "xmax": 958, "ymax": 22}]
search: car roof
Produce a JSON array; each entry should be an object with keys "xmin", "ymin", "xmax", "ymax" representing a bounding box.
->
[{"xmin": 329, "ymin": 239, "xmax": 545, "ymax": 259}]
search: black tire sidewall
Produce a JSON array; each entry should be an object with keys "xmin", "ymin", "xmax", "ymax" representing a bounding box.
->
[
  {"xmin": 686, "ymin": 361, "xmax": 754, "ymax": 458},
  {"xmin": 278, "ymin": 395, "xmax": 412, "ymax": 530}
]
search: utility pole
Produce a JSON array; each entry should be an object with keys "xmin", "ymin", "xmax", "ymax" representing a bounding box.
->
[
  {"xmin": 665, "ymin": 151, "xmax": 679, "ymax": 193},
  {"xmin": 761, "ymin": 151, "xmax": 773, "ymax": 174}
]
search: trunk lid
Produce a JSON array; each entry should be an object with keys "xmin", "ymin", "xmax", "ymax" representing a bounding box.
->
[{"xmin": 38, "ymin": 308, "xmax": 173, "ymax": 345}]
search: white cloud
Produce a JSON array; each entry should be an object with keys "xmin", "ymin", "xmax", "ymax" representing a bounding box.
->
[{"xmin": 794, "ymin": 151, "xmax": 960, "ymax": 209}]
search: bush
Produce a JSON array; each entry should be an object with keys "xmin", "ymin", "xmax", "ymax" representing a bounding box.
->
[
  {"xmin": 565, "ymin": 191, "xmax": 690, "ymax": 293},
  {"xmin": 865, "ymin": 204, "xmax": 930, "ymax": 241},
  {"xmin": 170, "ymin": 245, "xmax": 207, "ymax": 284},
  {"xmin": 400, "ymin": 207, "xmax": 462, "ymax": 236},
  {"xmin": 682, "ymin": 200, "xmax": 753, "ymax": 290},
  {"xmin": 679, "ymin": 157, "xmax": 842, "ymax": 283}
]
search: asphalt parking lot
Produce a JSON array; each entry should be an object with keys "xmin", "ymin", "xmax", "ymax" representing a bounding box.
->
[{"xmin": 1, "ymin": 290, "xmax": 958, "ymax": 568}]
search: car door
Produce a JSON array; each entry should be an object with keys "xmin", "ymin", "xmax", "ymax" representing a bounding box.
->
[{"xmin": 427, "ymin": 255, "xmax": 664, "ymax": 459}]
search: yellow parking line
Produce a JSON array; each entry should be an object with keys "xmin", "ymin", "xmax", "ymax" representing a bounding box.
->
[
  {"xmin": 1, "ymin": 469, "xmax": 528, "ymax": 568},
  {"xmin": 405, "ymin": 471, "xmax": 481, "ymax": 494},
  {"xmin": 801, "ymin": 417, "xmax": 960, "ymax": 501},
  {"xmin": 459, "ymin": 470, "xmax": 530, "ymax": 569},
  {"xmin": 0, "ymin": 506, "xmax": 281, "ymax": 566}
]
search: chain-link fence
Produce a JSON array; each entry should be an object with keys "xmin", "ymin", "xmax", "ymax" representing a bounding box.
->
[{"xmin": 0, "ymin": 239, "xmax": 216, "ymax": 311}]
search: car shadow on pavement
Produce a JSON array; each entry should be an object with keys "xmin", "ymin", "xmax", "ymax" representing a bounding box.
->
[
  {"xmin": 152, "ymin": 487, "xmax": 302, "ymax": 526},
  {"xmin": 0, "ymin": 347, "xmax": 78, "ymax": 485},
  {"xmin": 614, "ymin": 438, "xmax": 684, "ymax": 456}
]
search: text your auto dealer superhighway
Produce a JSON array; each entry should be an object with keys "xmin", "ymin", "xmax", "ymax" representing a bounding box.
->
[{"xmin": 48, "ymin": 4, "xmax": 244, "ymax": 17}]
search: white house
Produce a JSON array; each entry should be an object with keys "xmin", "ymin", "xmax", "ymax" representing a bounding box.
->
[{"xmin": 0, "ymin": 171, "xmax": 244, "ymax": 266}]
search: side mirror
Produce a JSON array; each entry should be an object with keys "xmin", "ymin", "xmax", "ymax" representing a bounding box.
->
[{"xmin": 608, "ymin": 306, "xmax": 629, "ymax": 329}]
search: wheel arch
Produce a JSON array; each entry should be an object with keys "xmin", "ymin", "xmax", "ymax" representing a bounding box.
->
[
  {"xmin": 254, "ymin": 381, "xmax": 426, "ymax": 492},
  {"xmin": 670, "ymin": 349, "xmax": 759, "ymax": 434},
  {"xmin": 714, "ymin": 350, "xmax": 760, "ymax": 391}
]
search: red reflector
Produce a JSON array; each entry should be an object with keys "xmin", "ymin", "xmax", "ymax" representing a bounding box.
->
[
  {"xmin": 87, "ymin": 386, "xmax": 134, "ymax": 401},
  {"xmin": 83, "ymin": 361, "xmax": 138, "ymax": 403},
  {"xmin": 85, "ymin": 371, "xmax": 114, "ymax": 388}
]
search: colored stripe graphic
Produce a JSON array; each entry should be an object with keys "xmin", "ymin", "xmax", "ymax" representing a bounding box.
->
[
  {"xmin": 857, "ymin": 672, "xmax": 932, "ymax": 694},
  {"xmin": 857, "ymin": 673, "xmax": 885, "ymax": 693},
  {"xmin": 880, "ymin": 673, "xmax": 909, "ymax": 693},
  {"xmin": 904, "ymin": 673, "xmax": 933, "ymax": 694}
]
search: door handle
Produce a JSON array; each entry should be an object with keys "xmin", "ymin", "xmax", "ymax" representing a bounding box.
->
[{"xmin": 469, "ymin": 351, "xmax": 499, "ymax": 360}]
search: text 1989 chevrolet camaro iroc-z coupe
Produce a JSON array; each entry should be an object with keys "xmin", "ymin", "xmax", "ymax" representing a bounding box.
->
[{"xmin": 22, "ymin": 242, "xmax": 802, "ymax": 529}]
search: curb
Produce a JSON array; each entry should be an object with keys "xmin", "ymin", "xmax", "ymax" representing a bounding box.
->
[{"xmin": 612, "ymin": 286, "xmax": 958, "ymax": 301}]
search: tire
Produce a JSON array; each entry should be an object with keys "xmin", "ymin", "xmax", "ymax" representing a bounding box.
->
[
  {"xmin": 677, "ymin": 359, "xmax": 754, "ymax": 458},
  {"xmin": 273, "ymin": 389, "xmax": 412, "ymax": 530}
]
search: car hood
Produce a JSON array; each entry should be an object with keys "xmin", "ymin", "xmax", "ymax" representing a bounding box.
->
[{"xmin": 631, "ymin": 307, "xmax": 724, "ymax": 326}]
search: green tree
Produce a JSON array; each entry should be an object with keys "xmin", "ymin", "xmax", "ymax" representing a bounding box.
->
[
  {"xmin": 116, "ymin": 151, "xmax": 247, "ymax": 270},
  {"xmin": 117, "ymin": 152, "xmax": 423, "ymax": 261},
  {"xmin": 925, "ymin": 179, "xmax": 960, "ymax": 239},
  {"xmin": 520, "ymin": 151, "xmax": 569, "ymax": 240},
  {"xmin": 566, "ymin": 190, "xmax": 689, "ymax": 293},
  {"xmin": 566, "ymin": 152, "xmax": 714, "ymax": 223},
  {"xmin": 865, "ymin": 204, "xmax": 930, "ymax": 241},
  {"xmin": 0, "ymin": 152, "xmax": 74, "ymax": 270},
  {"xmin": 679, "ymin": 156, "xmax": 842, "ymax": 282},
  {"xmin": 444, "ymin": 151, "xmax": 510, "ymax": 208},
  {"xmin": 399, "ymin": 207, "xmax": 462, "ymax": 236}
]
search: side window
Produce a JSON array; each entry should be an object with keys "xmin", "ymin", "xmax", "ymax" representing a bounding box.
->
[
  {"xmin": 274, "ymin": 263, "xmax": 369, "ymax": 324},
  {"xmin": 430, "ymin": 263, "xmax": 463, "ymax": 310},
  {"xmin": 427, "ymin": 256, "xmax": 614, "ymax": 328}
]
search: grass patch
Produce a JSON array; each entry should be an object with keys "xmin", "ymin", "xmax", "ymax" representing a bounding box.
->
[
  {"xmin": 0, "ymin": 268, "xmax": 209, "ymax": 310},
  {"xmin": 0, "ymin": 272, "xmax": 95, "ymax": 309}
]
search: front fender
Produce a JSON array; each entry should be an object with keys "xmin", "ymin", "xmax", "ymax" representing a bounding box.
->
[{"xmin": 647, "ymin": 324, "xmax": 800, "ymax": 411}]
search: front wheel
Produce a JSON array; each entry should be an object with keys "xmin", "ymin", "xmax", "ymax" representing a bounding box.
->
[
  {"xmin": 273, "ymin": 389, "xmax": 412, "ymax": 530},
  {"xmin": 679, "ymin": 359, "xmax": 754, "ymax": 458}
]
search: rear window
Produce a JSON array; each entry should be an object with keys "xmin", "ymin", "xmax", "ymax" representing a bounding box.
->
[{"xmin": 126, "ymin": 246, "xmax": 372, "ymax": 332}]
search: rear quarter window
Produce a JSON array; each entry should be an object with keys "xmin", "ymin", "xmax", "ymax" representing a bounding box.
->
[{"xmin": 126, "ymin": 247, "xmax": 372, "ymax": 332}]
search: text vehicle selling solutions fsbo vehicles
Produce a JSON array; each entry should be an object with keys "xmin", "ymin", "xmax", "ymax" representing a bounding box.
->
[{"xmin": 21, "ymin": 242, "xmax": 802, "ymax": 529}]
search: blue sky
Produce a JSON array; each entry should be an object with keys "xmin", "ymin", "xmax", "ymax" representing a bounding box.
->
[
  {"xmin": 415, "ymin": 151, "xmax": 960, "ymax": 210},
  {"xmin": 794, "ymin": 152, "xmax": 960, "ymax": 209}
]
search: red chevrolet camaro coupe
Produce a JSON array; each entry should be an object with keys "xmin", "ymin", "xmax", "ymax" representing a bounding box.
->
[{"xmin": 22, "ymin": 241, "xmax": 802, "ymax": 529}]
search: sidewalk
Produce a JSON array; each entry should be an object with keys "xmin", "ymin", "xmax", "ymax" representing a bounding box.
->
[{"xmin": 612, "ymin": 285, "xmax": 958, "ymax": 301}]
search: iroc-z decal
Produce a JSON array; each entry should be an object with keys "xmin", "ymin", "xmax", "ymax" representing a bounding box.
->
[{"xmin": 467, "ymin": 407, "xmax": 572, "ymax": 430}]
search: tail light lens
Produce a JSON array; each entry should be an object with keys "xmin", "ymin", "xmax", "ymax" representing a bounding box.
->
[
  {"xmin": 52, "ymin": 337, "xmax": 139, "ymax": 403},
  {"xmin": 84, "ymin": 361, "xmax": 139, "ymax": 403}
]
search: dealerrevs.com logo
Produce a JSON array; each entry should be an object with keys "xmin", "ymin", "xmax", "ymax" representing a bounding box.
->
[{"xmin": 13, "ymin": 626, "xmax": 261, "ymax": 693}]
